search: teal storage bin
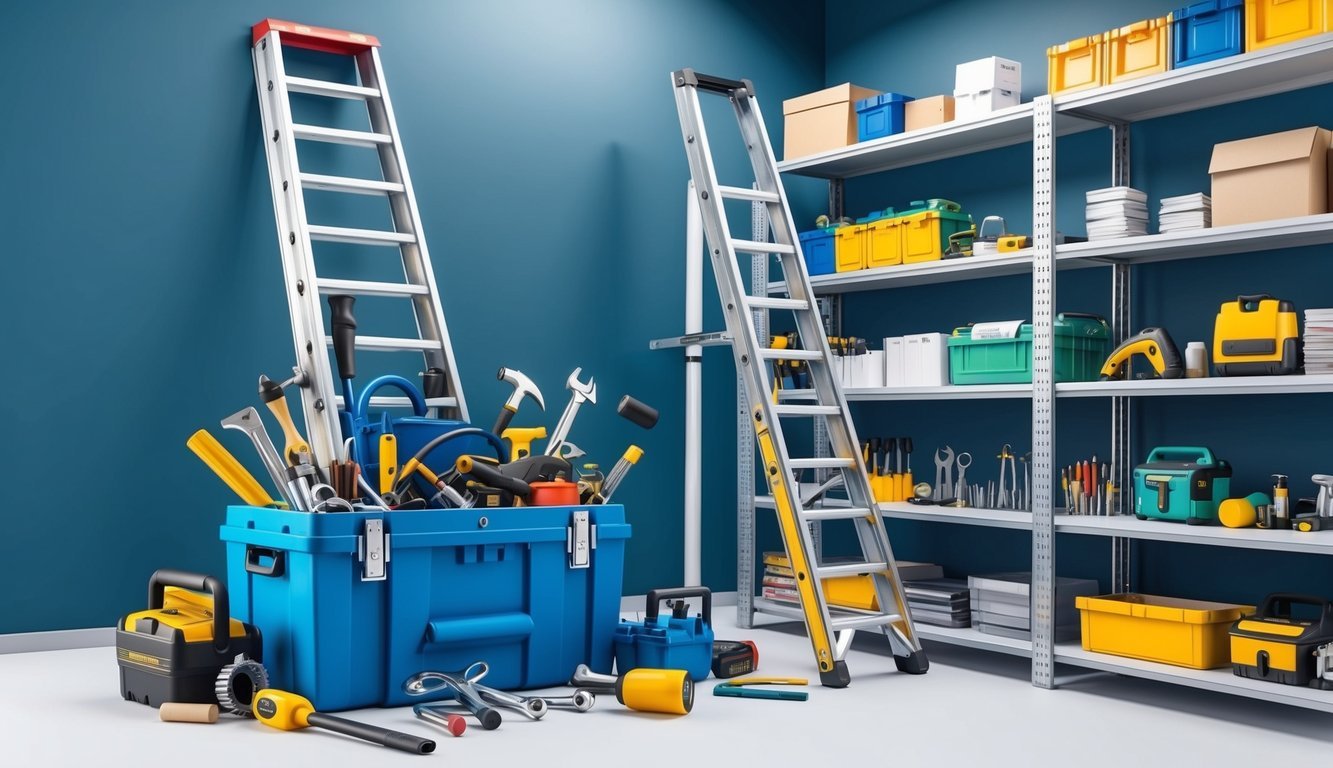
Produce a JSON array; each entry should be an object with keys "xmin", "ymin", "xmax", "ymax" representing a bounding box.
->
[
  {"xmin": 220, "ymin": 504, "xmax": 630, "ymax": 711},
  {"xmin": 856, "ymin": 92, "xmax": 913, "ymax": 141},
  {"xmin": 948, "ymin": 313, "xmax": 1110, "ymax": 384}
]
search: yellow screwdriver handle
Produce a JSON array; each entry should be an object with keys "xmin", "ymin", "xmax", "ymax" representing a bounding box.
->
[
  {"xmin": 187, "ymin": 430, "xmax": 276, "ymax": 507},
  {"xmin": 379, "ymin": 434, "xmax": 397, "ymax": 494},
  {"xmin": 265, "ymin": 392, "xmax": 311, "ymax": 465}
]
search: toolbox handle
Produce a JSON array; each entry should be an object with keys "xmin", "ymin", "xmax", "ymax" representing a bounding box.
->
[
  {"xmin": 645, "ymin": 587, "xmax": 712, "ymax": 626},
  {"xmin": 1233, "ymin": 294, "xmax": 1274, "ymax": 311},
  {"xmin": 245, "ymin": 545, "xmax": 286, "ymax": 578},
  {"xmin": 352, "ymin": 375, "xmax": 429, "ymax": 421},
  {"xmin": 147, "ymin": 569, "xmax": 231, "ymax": 655},
  {"xmin": 1144, "ymin": 446, "xmax": 1216, "ymax": 465},
  {"xmin": 1256, "ymin": 593, "xmax": 1333, "ymax": 629}
]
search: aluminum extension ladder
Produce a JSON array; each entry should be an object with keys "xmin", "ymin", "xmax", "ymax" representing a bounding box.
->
[
  {"xmin": 671, "ymin": 69, "xmax": 927, "ymax": 686},
  {"xmin": 251, "ymin": 19, "xmax": 468, "ymax": 472}
]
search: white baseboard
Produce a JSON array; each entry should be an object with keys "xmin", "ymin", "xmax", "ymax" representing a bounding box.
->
[{"xmin": 0, "ymin": 627, "xmax": 115, "ymax": 654}]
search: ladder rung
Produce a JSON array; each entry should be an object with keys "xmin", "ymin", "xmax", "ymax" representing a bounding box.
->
[
  {"xmin": 831, "ymin": 612, "xmax": 903, "ymax": 632},
  {"xmin": 292, "ymin": 124, "xmax": 392, "ymax": 147},
  {"xmin": 316, "ymin": 278, "xmax": 428, "ymax": 297},
  {"xmin": 285, "ymin": 76, "xmax": 381, "ymax": 100},
  {"xmin": 745, "ymin": 296, "xmax": 809, "ymax": 311},
  {"xmin": 328, "ymin": 335, "xmax": 437, "ymax": 352},
  {"xmin": 772, "ymin": 404, "xmax": 840, "ymax": 417},
  {"xmin": 759, "ymin": 348, "xmax": 821, "ymax": 361},
  {"xmin": 731, "ymin": 239, "xmax": 795, "ymax": 255},
  {"xmin": 801, "ymin": 506, "xmax": 876, "ymax": 522},
  {"xmin": 717, "ymin": 185, "xmax": 780, "ymax": 203},
  {"xmin": 817, "ymin": 561, "xmax": 887, "ymax": 579},
  {"xmin": 788, "ymin": 457, "xmax": 855, "ymax": 470},
  {"xmin": 334, "ymin": 395, "xmax": 458, "ymax": 410},
  {"xmin": 299, "ymin": 173, "xmax": 404, "ymax": 196},
  {"xmin": 308, "ymin": 225, "xmax": 415, "ymax": 246}
]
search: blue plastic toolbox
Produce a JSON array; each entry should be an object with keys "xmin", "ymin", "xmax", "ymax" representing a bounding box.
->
[
  {"xmin": 799, "ymin": 228, "xmax": 836, "ymax": 275},
  {"xmin": 1173, "ymin": 0, "xmax": 1244, "ymax": 68},
  {"xmin": 613, "ymin": 588, "xmax": 715, "ymax": 681},
  {"xmin": 220, "ymin": 504, "xmax": 630, "ymax": 711},
  {"xmin": 856, "ymin": 92, "xmax": 913, "ymax": 142}
]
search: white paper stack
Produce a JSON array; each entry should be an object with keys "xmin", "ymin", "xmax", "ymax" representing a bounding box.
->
[
  {"xmin": 1085, "ymin": 186, "xmax": 1148, "ymax": 240},
  {"xmin": 1158, "ymin": 192, "xmax": 1212, "ymax": 233},
  {"xmin": 1304, "ymin": 308, "xmax": 1333, "ymax": 374}
]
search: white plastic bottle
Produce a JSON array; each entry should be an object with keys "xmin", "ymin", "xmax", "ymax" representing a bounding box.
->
[{"xmin": 1185, "ymin": 341, "xmax": 1208, "ymax": 378}]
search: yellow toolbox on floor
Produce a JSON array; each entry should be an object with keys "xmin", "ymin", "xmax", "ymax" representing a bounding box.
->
[
  {"xmin": 1107, "ymin": 16, "xmax": 1173, "ymax": 84},
  {"xmin": 866, "ymin": 216, "xmax": 904, "ymax": 269},
  {"xmin": 1076, "ymin": 593, "xmax": 1252, "ymax": 669},
  {"xmin": 835, "ymin": 223, "xmax": 868, "ymax": 272},
  {"xmin": 1246, "ymin": 0, "xmax": 1330, "ymax": 52},
  {"xmin": 1048, "ymin": 34, "xmax": 1105, "ymax": 95}
]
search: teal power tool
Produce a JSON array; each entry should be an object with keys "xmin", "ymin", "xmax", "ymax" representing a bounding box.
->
[
  {"xmin": 613, "ymin": 588, "xmax": 714, "ymax": 681},
  {"xmin": 1133, "ymin": 446, "xmax": 1232, "ymax": 525}
]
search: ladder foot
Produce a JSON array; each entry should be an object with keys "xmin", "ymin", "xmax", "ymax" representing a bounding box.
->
[
  {"xmin": 819, "ymin": 660, "xmax": 852, "ymax": 688},
  {"xmin": 894, "ymin": 649, "xmax": 930, "ymax": 675}
]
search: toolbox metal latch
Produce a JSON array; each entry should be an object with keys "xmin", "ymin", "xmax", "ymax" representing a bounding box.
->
[
  {"xmin": 358, "ymin": 519, "xmax": 390, "ymax": 581},
  {"xmin": 567, "ymin": 510, "xmax": 597, "ymax": 569}
]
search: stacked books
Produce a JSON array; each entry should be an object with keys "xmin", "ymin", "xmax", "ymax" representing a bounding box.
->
[
  {"xmin": 761, "ymin": 552, "xmax": 943, "ymax": 610},
  {"xmin": 1158, "ymin": 193, "xmax": 1211, "ymax": 233},
  {"xmin": 1304, "ymin": 308, "xmax": 1333, "ymax": 375},
  {"xmin": 903, "ymin": 578, "xmax": 971, "ymax": 628},
  {"xmin": 762, "ymin": 551, "xmax": 799, "ymax": 604},
  {"xmin": 1085, "ymin": 186, "xmax": 1148, "ymax": 240}
]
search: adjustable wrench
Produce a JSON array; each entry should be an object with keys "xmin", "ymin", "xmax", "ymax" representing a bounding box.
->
[
  {"xmin": 545, "ymin": 368, "xmax": 597, "ymax": 457},
  {"xmin": 221, "ymin": 407, "xmax": 299, "ymax": 510},
  {"xmin": 932, "ymin": 446, "xmax": 954, "ymax": 501}
]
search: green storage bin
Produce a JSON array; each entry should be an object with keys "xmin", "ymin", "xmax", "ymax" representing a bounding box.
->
[{"xmin": 948, "ymin": 313, "xmax": 1110, "ymax": 384}]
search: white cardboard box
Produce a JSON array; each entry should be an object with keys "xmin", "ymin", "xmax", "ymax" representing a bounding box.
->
[
  {"xmin": 954, "ymin": 88, "xmax": 1021, "ymax": 121},
  {"xmin": 851, "ymin": 350, "xmax": 885, "ymax": 388},
  {"xmin": 884, "ymin": 337, "xmax": 906, "ymax": 387},
  {"xmin": 904, "ymin": 333, "xmax": 949, "ymax": 386},
  {"xmin": 955, "ymin": 56, "xmax": 1021, "ymax": 94}
]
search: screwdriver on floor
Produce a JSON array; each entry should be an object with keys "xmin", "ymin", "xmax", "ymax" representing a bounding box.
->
[{"xmin": 253, "ymin": 688, "xmax": 434, "ymax": 754}]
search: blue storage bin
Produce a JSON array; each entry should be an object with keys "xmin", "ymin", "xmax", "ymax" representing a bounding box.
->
[
  {"xmin": 1173, "ymin": 0, "xmax": 1244, "ymax": 68},
  {"xmin": 799, "ymin": 228, "xmax": 836, "ymax": 275},
  {"xmin": 856, "ymin": 92, "xmax": 913, "ymax": 142},
  {"xmin": 221, "ymin": 504, "xmax": 630, "ymax": 711}
]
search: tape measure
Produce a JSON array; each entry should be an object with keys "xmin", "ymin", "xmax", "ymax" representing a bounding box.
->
[{"xmin": 712, "ymin": 640, "xmax": 759, "ymax": 679}]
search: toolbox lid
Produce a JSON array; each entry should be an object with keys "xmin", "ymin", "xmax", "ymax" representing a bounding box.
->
[
  {"xmin": 1209, "ymin": 126, "xmax": 1330, "ymax": 174},
  {"xmin": 1075, "ymin": 593, "xmax": 1252, "ymax": 624},
  {"xmin": 798, "ymin": 228, "xmax": 836, "ymax": 240},
  {"xmin": 855, "ymin": 92, "xmax": 914, "ymax": 111},
  {"xmin": 1173, "ymin": 0, "xmax": 1242, "ymax": 21},
  {"xmin": 783, "ymin": 83, "xmax": 880, "ymax": 115}
]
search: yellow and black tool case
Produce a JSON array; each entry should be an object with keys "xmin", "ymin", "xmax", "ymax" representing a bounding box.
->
[
  {"xmin": 1230, "ymin": 593, "xmax": 1333, "ymax": 690},
  {"xmin": 117, "ymin": 570, "xmax": 261, "ymax": 707},
  {"xmin": 1213, "ymin": 294, "xmax": 1300, "ymax": 376}
]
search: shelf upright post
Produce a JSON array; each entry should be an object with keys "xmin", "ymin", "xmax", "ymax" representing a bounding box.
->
[
  {"xmin": 1031, "ymin": 95, "xmax": 1058, "ymax": 690},
  {"xmin": 1110, "ymin": 121, "xmax": 1133, "ymax": 592},
  {"xmin": 734, "ymin": 196, "xmax": 770, "ymax": 625},
  {"xmin": 686, "ymin": 183, "xmax": 705, "ymax": 589}
]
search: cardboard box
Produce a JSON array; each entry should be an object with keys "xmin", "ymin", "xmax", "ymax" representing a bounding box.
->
[
  {"xmin": 782, "ymin": 83, "xmax": 880, "ymax": 160},
  {"xmin": 956, "ymin": 57, "xmax": 1022, "ymax": 94},
  {"xmin": 1208, "ymin": 126, "xmax": 1333, "ymax": 227},
  {"xmin": 904, "ymin": 95, "xmax": 955, "ymax": 132}
]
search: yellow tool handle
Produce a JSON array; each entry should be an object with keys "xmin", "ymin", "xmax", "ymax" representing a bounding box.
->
[
  {"xmin": 623, "ymin": 445, "xmax": 644, "ymax": 464},
  {"xmin": 263, "ymin": 395, "xmax": 311, "ymax": 465},
  {"xmin": 378, "ymin": 434, "xmax": 397, "ymax": 494},
  {"xmin": 723, "ymin": 677, "xmax": 808, "ymax": 687},
  {"xmin": 187, "ymin": 430, "xmax": 276, "ymax": 507}
]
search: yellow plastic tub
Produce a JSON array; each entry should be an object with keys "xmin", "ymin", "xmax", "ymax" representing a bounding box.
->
[
  {"xmin": 1076, "ymin": 593, "xmax": 1252, "ymax": 669},
  {"xmin": 1108, "ymin": 16, "xmax": 1173, "ymax": 84},
  {"xmin": 824, "ymin": 574, "xmax": 877, "ymax": 611},
  {"xmin": 1246, "ymin": 0, "xmax": 1329, "ymax": 51},
  {"xmin": 1048, "ymin": 34, "xmax": 1105, "ymax": 95},
  {"xmin": 835, "ymin": 224, "xmax": 867, "ymax": 272},
  {"xmin": 866, "ymin": 216, "xmax": 903, "ymax": 269}
]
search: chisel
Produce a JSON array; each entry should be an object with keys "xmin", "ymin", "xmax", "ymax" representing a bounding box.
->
[{"xmin": 187, "ymin": 430, "xmax": 277, "ymax": 507}]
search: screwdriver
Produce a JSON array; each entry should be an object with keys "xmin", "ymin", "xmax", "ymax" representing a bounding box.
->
[
  {"xmin": 258, "ymin": 375, "xmax": 312, "ymax": 466},
  {"xmin": 253, "ymin": 688, "xmax": 434, "ymax": 754},
  {"xmin": 902, "ymin": 437, "xmax": 913, "ymax": 502}
]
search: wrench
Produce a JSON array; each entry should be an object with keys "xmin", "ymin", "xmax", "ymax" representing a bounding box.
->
[
  {"xmin": 222, "ymin": 407, "xmax": 298, "ymax": 509},
  {"xmin": 933, "ymin": 446, "xmax": 954, "ymax": 501},
  {"xmin": 954, "ymin": 452, "xmax": 972, "ymax": 506},
  {"xmin": 403, "ymin": 664, "xmax": 502, "ymax": 730},
  {"xmin": 544, "ymin": 368, "xmax": 597, "ymax": 457},
  {"xmin": 556, "ymin": 442, "xmax": 586, "ymax": 461},
  {"xmin": 543, "ymin": 690, "xmax": 596, "ymax": 711}
]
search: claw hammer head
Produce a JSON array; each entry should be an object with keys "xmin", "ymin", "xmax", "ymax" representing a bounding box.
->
[{"xmin": 499, "ymin": 367, "xmax": 544, "ymax": 412}]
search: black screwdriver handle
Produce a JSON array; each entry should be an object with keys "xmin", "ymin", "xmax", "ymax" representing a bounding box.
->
[{"xmin": 328, "ymin": 295, "xmax": 357, "ymax": 381}]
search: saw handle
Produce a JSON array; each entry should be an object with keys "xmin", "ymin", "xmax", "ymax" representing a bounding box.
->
[
  {"xmin": 147, "ymin": 570, "xmax": 231, "ymax": 655},
  {"xmin": 328, "ymin": 295, "xmax": 357, "ymax": 382},
  {"xmin": 645, "ymin": 587, "xmax": 712, "ymax": 626}
]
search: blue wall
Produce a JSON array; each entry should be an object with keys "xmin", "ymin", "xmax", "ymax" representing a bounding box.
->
[
  {"xmin": 819, "ymin": 0, "xmax": 1333, "ymax": 603},
  {"xmin": 0, "ymin": 0, "xmax": 826, "ymax": 633}
]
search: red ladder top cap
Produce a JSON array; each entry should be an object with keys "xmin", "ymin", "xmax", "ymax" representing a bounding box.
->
[{"xmin": 252, "ymin": 19, "xmax": 380, "ymax": 54}]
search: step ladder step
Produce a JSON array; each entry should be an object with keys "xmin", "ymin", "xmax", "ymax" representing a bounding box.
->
[
  {"xmin": 731, "ymin": 238, "xmax": 795, "ymax": 255},
  {"xmin": 801, "ymin": 506, "xmax": 877, "ymax": 522},
  {"xmin": 285, "ymin": 76, "xmax": 381, "ymax": 100},
  {"xmin": 830, "ymin": 612, "xmax": 903, "ymax": 632},
  {"xmin": 772, "ymin": 404, "xmax": 840, "ymax": 417},
  {"xmin": 758, "ymin": 348, "xmax": 822, "ymax": 361},
  {"xmin": 717, "ymin": 185, "xmax": 779, "ymax": 203},
  {"xmin": 745, "ymin": 296, "xmax": 809, "ymax": 311},
  {"xmin": 308, "ymin": 225, "xmax": 415, "ymax": 246},
  {"xmin": 328, "ymin": 334, "xmax": 438, "ymax": 352},
  {"xmin": 299, "ymin": 173, "xmax": 404, "ymax": 196},
  {"xmin": 292, "ymin": 124, "xmax": 392, "ymax": 147},
  {"xmin": 334, "ymin": 395, "xmax": 458, "ymax": 410},
  {"xmin": 315, "ymin": 278, "xmax": 428, "ymax": 297},
  {"xmin": 816, "ymin": 561, "xmax": 887, "ymax": 579},
  {"xmin": 788, "ymin": 457, "xmax": 855, "ymax": 470}
]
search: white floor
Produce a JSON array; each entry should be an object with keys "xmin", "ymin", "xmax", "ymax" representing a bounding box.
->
[{"xmin": 6, "ymin": 607, "xmax": 1333, "ymax": 767}]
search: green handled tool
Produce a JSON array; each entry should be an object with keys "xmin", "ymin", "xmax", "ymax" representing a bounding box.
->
[{"xmin": 713, "ymin": 677, "xmax": 808, "ymax": 701}]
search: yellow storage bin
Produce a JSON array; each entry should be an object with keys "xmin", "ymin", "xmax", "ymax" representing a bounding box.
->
[
  {"xmin": 1076, "ymin": 593, "xmax": 1253, "ymax": 669},
  {"xmin": 835, "ymin": 224, "xmax": 867, "ymax": 272},
  {"xmin": 1108, "ymin": 15, "xmax": 1173, "ymax": 83},
  {"xmin": 900, "ymin": 210, "xmax": 965, "ymax": 263},
  {"xmin": 824, "ymin": 574, "xmax": 877, "ymax": 611},
  {"xmin": 1048, "ymin": 34, "xmax": 1105, "ymax": 95},
  {"xmin": 866, "ymin": 216, "xmax": 903, "ymax": 269},
  {"xmin": 1246, "ymin": 0, "xmax": 1329, "ymax": 51}
]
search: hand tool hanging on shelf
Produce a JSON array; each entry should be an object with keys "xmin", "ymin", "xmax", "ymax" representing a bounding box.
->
[
  {"xmin": 544, "ymin": 368, "xmax": 597, "ymax": 458},
  {"xmin": 253, "ymin": 688, "xmax": 435, "ymax": 754}
]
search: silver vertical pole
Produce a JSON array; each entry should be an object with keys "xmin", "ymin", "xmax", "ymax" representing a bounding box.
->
[
  {"xmin": 685, "ymin": 183, "xmax": 704, "ymax": 587},
  {"xmin": 1031, "ymin": 95, "xmax": 1057, "ymax": 690}
]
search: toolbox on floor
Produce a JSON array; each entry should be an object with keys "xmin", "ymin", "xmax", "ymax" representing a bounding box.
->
[
  {"xmin": 1077, "ymin": 593, "xmax": 1251, "ymax": 669},
  {"xmin": 948, "ymin": 313, "xmax": 1110, "ymax": 385},
  {"xmin": 1173, "ymin": 0, "xmax": 1244, "ymax": 68},
  {"xmin": 1231, "ymin": 593, "xmax": 1333, "ymax": 689},
  {"xmin": 220, "ymin": 504, "xmax": 630, "ymax": 711},
  {"xmin": 900, "ymin": 204, "xmax": 973, "ymax": 264},
  {"xmin": 1107, "ymin": 16, "xmax": 1174, "ymax": 84},
  {"xmin": 613, "ymin": 588, "xmax": 714, "ymax": 681},
  {"xmin": 1213, "ymin": 294, "xmax": 1301, "ymax": 376},
  {"xmin": 799, "ymin": 228, "xmax": 836, "ymax": 275},
  {"xmin": 1048, "ymin": 33, "xmax": 1105, "ymax": 95},
  {"xmin": 1133, "ymin": 446, "xmax": 1231, "ymax": 524},
  {"xmin": 856, "ymin": 92, "xmax": 914, "ymax": 142},
  {"xmin": 1246, "ymin": 0, "xmax": 1328, "ymax": 52}
]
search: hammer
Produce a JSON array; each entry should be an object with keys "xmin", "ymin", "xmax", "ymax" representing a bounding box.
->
[{"xmin": 492, "ymin": 368, "xmax": 544, "ymax": 436}]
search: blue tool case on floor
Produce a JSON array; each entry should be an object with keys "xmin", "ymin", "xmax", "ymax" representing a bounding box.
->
[{"xmin": 220, "ymin": 504, "xmax": 629, "ymax": 711}]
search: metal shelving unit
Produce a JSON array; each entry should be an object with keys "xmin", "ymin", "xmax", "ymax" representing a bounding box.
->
[{"xmin": 731, "ymin": 32, "xmax": 1333, "ymax": 714}]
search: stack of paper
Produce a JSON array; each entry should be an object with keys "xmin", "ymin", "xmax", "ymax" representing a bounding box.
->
[
  {"xmin": 1085, "ymin": 186, "xmax": 1148, "ymax": 240},
  {"xmin": 1304, "ymin": 308, "xmax": 1333, "ymax": 374},
  {"xmin": 1159, "ymin": 192, "xmax": 1212, "ymax": 233}
]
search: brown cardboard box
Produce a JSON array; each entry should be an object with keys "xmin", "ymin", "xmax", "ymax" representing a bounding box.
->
[
  {"xmin": 781, "ymin": 83, "xmax": 880, "ymax": 160},
  {"xmin": 904, "ymin": 95, "xmax": 955, "ymax": 132},
  {"xmin": 1209, "ymin": 126, "xmax": 1333, "ymax": 227}
]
